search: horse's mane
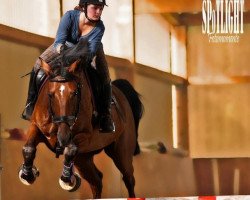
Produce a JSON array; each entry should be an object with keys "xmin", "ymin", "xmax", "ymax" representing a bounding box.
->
[{"xmin": 49, "ymin": 39, "xmax": 91, "ymax": 80}]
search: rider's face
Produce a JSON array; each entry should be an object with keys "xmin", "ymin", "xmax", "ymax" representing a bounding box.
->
[{"xmin": 87, "ymin": 4, "xmax": 104, "ymax": 21}]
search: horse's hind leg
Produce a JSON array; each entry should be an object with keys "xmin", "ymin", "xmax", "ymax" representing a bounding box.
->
[
  {"xmin": 105, "ymin": 144, "xmax": 136, "ymax": 197},
  {"xmin": 19, "ymin": 124, "xmax": 42, "ymax": 185},
  {"xmin": 74, "ymin": 154, "xmax": 103, "ymax": 199},
  {"xmin": 123, "ymin": 169, "xmax": 135, "ymax": 198}
]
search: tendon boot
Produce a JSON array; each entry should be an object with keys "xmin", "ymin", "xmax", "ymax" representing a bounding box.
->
[
  {"xmin": 99, "ymin": 82, "xmax": 115, "ymax": 133},
  {"xmin": 21, "ymin": 69, "xmax": 46, "ymax": 120}
]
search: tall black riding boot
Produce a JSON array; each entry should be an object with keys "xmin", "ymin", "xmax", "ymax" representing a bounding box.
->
[
  {"xmin": 21, "ymin": 69, "xmax": 37, "ymax": 120},
  {"xmin": 21, "ymin": 69, "xmax": 46, "ymax": 120},
  {"xmin": 99, "ymin": 82, "xmax": 115, "ymax": 133}
]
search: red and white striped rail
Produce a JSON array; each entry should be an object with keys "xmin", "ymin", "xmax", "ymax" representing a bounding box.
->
[{"xmin": 116, "ymin": 196, "xmax": 250, "ymax": 200}]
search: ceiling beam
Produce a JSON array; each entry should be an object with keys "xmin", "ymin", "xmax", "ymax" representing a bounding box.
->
[
  {"xmin": 135, "ymin": 0, "xmax": 250, "ymax": 14},
  {"xmin": 189, "ymin": 75, "xmax": 250, "ymax": 85},
  {"xmin": 162, "ymin": 11, "xmax": 250, "ymax": 26},
  {"xmin": 135, "ymin": 63, "xmax": 188, "ymax": 85},
  {"xmin": 0, "ymin": 24, "xmax": 53, "ymax": 49}
]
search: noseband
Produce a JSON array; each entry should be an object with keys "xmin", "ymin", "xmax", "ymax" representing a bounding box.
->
[{"xmin": 48, "ymin": 77, "xmax": 81, "ymax": 130}]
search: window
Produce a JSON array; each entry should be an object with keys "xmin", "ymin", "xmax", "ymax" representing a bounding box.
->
[
  {"xmin": 0, "ymin": 0, "xmax": 60, "ymax": 37},
  {"xmin": 135, "ymin": 13, "xmax": 171, "ymax": 72}
]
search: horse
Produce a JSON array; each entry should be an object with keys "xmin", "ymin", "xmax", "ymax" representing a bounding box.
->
[{"xmin": 18, "ymin": 39, "xmax": 144, "ymax": 198}]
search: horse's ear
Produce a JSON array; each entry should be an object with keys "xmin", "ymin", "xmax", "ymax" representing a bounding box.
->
[
  {"xmin": 40, "ymin": 58, "xmax": 52, "ymax": 75},
  {"xmin": 68, "ymin": 60, "xmax": 80, "ymax": 73}
]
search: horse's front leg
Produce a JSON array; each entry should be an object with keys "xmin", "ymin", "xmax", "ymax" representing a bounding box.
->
[
  {"xmin": 19, "ymin": 124, "xmax": 42, "ymax": 185},
  {"xmin": 59, "ymin": 143, "xmax": 81, "ymax": 192}
]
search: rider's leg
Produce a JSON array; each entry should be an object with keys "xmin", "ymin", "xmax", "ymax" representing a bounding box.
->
[
  {"xmin": 22, "ymin": 45, "xmax": 58, "ymax": 120},
  {"xmin": 22, "ymin": 68, "xmax": 47, "ymax": 120},
  {"xmin": 95, "ymin": 44, "xmax": 115, "ymax": 133},
  {"xmin": 21, "ymin": 69, "xmax": 37, "ymax": 120}
]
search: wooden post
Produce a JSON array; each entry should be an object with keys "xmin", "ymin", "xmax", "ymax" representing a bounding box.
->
[
  {"xmin": 59, "ymin": 0, "xmax": 63, "ymax": 17},
  {"xmin": 0, "ymin": 113, "xmax": 2, "ymax": 200}
]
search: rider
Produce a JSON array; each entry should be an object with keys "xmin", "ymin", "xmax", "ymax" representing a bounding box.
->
[{"xmin": 22, "ymin": 0, "xmax": 115, "ymax": 133}]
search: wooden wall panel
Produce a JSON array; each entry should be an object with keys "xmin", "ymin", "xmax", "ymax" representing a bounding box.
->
[
  {"xmin": 194, "ymin": 158, "xmax": 250, "ymax": 195},
  {"xmin": 188, "ymin": 22, "xmax": 250, "ymax": 158},
  {"xmin": 134, "ymin": 72, "xmax": 172, "ymax": 147},
  {"xmin": 188, "ymin": 25, "xmax": 250, "ymax": 80},
  {"xmin": 189, "ymin": 84, "xmax": 250, "ymax": 158},
  {"xmin": 0, "ymin": 39, "xmax": 40, "ymax": 129},
  {"xmin": 193, "ymin": 159, "xmax": 214, "ymax": 195}
]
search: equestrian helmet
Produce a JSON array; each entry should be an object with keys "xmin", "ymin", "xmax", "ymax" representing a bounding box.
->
[{"xmin": 79, "ymin": 0, "xmax": 107, "ymax": 6}]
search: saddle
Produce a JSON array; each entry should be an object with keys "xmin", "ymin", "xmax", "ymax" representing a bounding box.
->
[{"xmin": 36, "ymin": 68, "xmax": 48, "ymax": 94}]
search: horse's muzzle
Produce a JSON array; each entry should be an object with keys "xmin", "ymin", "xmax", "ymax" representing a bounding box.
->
[{"xmin": 57, "ymin": 123, "xmax": 72, "ymax": 147}]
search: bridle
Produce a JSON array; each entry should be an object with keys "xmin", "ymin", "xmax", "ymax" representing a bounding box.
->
[{"xmin": 48, "ymin": 77, "xmax": 82, "ymax": 130}]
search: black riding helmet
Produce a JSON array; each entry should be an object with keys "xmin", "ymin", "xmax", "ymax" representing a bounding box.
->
[
  {"xmin": 79, "ymin": 0, "xmax": 107, "ymax": 23},
  {"xmin": 79, "ymin": 0, "xmax": 107, "ymax": 6}
]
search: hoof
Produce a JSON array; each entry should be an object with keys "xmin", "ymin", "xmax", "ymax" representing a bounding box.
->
[
  {"xmin": 59, "ymin": 173, "xmax": 81, "ymax": 192},
  {"xmin": 18, "ymin": 165, "xmax": 39, "ymax": 185}
]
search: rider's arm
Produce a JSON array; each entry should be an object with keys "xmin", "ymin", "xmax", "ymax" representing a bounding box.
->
[{"xmin": 54, "ymin": 11, "xmax": 72, "ymax": 53}]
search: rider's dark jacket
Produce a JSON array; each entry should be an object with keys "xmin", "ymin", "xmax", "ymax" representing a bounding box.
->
[{"xmin": 54, "ymin": 10, "xmax": 105, "ymax": 58}]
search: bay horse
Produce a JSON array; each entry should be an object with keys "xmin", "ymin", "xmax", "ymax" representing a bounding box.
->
[{"xmin": 18, "ymin": 39, "xmax": 144, "ymax": 198}]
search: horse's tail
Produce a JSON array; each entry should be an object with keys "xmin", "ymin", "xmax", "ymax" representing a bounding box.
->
[{"xmin": 112, "ymin": 79, "xmax": 144, "ymax": 155}]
